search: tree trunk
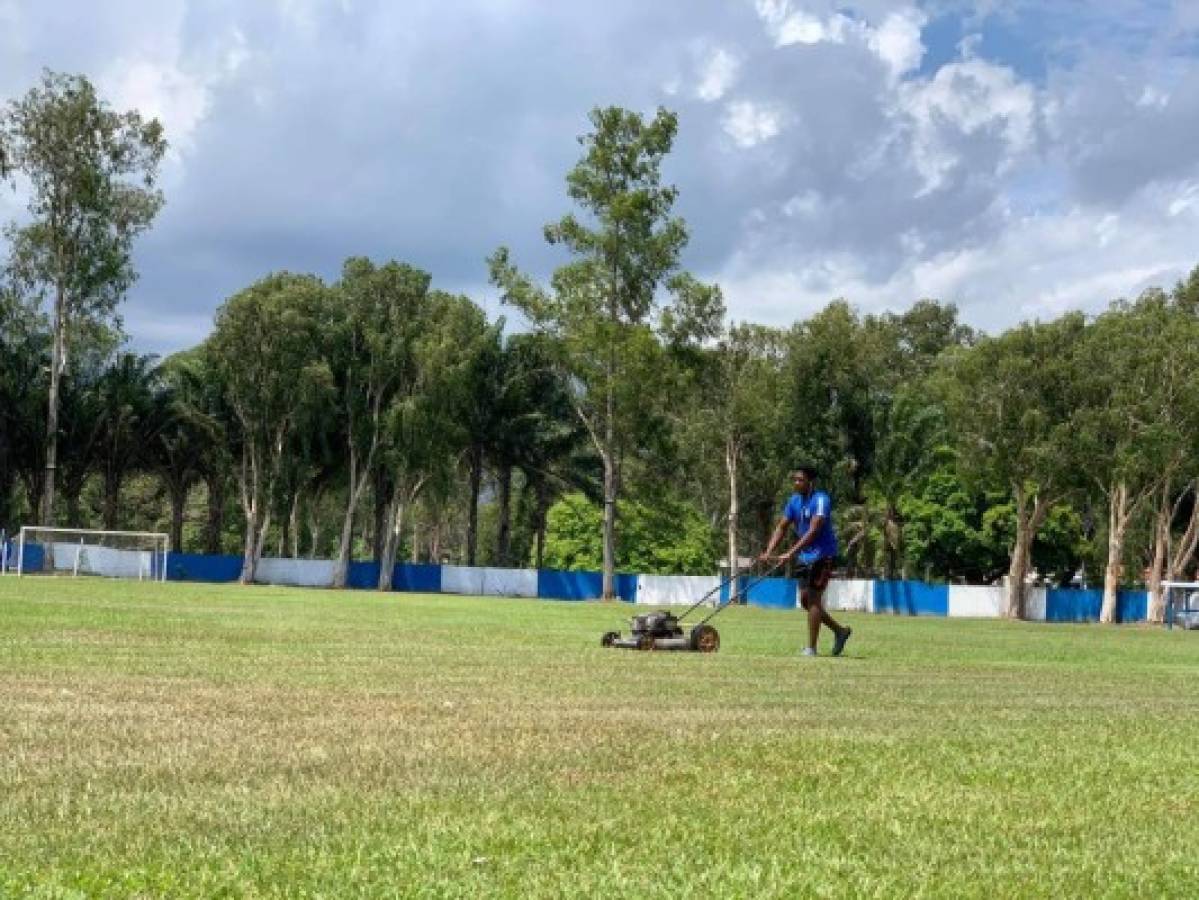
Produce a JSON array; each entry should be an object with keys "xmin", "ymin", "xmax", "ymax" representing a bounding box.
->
[
  {"xmin": 1005, "ymin": 487, "xmax": 1049, "ymax": 619},
  {"xmin": 1147, "ymin": 487, "xmax": 1170, "ymax": 623},
  {"xmin": 1155, "ymin": 478, "xmax": 1199, "ymax": 621},
  {"xmin": 288, "ymin": 490, "xmax": 300, "ymax": 559},
  {"xmin": 378, "ymin": 493, "xmax": 405, "ymax": 591},
  {"xmin": 1100, "ymin": 481, "xmax": 1132, "ymax": 624},
  {"xmin": 601, "ymin": 449, "xmax": 617, "ymax": 600},
  {"xmin": 102, "ymin": 470, "xmax": 121, "ymax": 531},
  {"xmin": 428, "ymin": 519, "xmax": 441, "ymax": 564},
  {"xmin": 1170, "ymin": 479, "xmax": 1199, "ymax": 581},
  {"xmin": 64, "ymin": 485, "xmax": 83, "ymax": 529},
  {"xmin": 372, "ymin": 468, "xmax": 388, "ymax": 561},
  {"xmin": 534, "ymin": 478, "xmax": 550, "ymax": 570},
  {"xmin": 466, "ymin": 443, "xmax": 483, "ymax": 566},
  {"xmin": 333, "ymin": 446, "xmax": 370, "ymax": 587},
  {"xmin": 169, "ymin": 482, "xmax": 186, "ymax": 553},
  {"xmin": 883, "ymin": 506, "xmax": 902, "ymax": 582},
  {"xmin": 725, "ymin": 437, "xmax": 739, "ymax": 585},
  {"xmin": 239, "ymin": 508, "xmax": 260, "ymax": 583},
  {"xmin": 40, "ymin": 286, "xmax": 66, "ymax": 533},
  {"xmin": 495, "ymin": 464, "xmax": 512, "ymax": 567},
  {"xmin": 237, "ymin": 445, "xmax": 263, "ymax": 584}
]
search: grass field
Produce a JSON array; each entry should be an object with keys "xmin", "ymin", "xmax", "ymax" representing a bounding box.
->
[{"xmin": 1, "ymin": 578, "xmax": 1197, "ymax": 898}]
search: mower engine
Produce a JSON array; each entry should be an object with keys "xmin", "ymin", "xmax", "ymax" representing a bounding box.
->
[{"xmin": 601, "ymin": 610, "xmax": 720, "ymax": 653}]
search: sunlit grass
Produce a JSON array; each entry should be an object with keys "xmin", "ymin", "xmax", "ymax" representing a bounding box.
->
[{"xmin": 1, "ymin": 576, "xmax": 1197, "ymax": 897}]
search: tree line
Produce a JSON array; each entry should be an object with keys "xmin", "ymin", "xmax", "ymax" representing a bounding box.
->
[{"xmin": 3, "ymin": 71, "xmax": 1199, "ymax": 622}]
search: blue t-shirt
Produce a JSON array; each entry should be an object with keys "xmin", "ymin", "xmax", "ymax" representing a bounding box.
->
[{"xmin": 783, "ymin": 490, "xmax": 838, "ymax": 564}]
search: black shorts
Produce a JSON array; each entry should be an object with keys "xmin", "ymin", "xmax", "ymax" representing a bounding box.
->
[{"xmin": 799, "ymin": 557, "xmax": 834, "ymax": 592}]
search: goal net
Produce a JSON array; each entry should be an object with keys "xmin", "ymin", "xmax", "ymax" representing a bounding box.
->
[{"xmin": 12, "ymin": 527, "xmax": 169, "ymax": 581}]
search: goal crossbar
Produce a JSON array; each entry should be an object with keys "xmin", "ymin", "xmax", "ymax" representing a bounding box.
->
[{"xmin": 14, "ymin": 526, "xmax": 169, "ymax": 581}]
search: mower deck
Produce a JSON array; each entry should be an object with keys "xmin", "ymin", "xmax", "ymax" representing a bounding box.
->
[{"xmin": 601, "ymin": 610, "xmax": 720, "ymax": 653}]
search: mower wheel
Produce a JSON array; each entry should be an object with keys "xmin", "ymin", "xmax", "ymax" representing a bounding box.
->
[
  {"xmin": 637, "ymin": 633, "xmax": 655, "ymax": 651},
  {"xmin": 689, "ymin": 624, "xmax": 720, "ymax": 653},
  {"xmin": 601, "ymin": 631, "xmax": 619, "ymax": 647}
]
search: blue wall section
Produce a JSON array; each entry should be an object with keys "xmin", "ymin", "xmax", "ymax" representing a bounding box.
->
[
  {"xmin": 1046, "ymin": 588, "xmax": 1148, "ymax": 623},
  {"xmin": 1045, "ymin": 588, "xmax": 1101, "ymax": 622},
  {"xmin": 874, "ymin": 580, "xmax": 949, "ymax": 616},
  {"xmin": 168, "ymin": 553, "xmax": 241, "ymax": 583},
  {"xmin": 742, "ymin": 577, "xmax": 797, "ymax": 609},
  {"xmin": 394, "ymin": 564, "xmax": 442, "ymax": 593},
  {"xmin": 347, "ymin": 563, "xmax": 442, "ymax": 593},
  {"xmin": 167, "ymin": 557, "xmax": 443, "ymax": 592},
  {"xmin": 5, "ymin": 540, "xmax": 44, "ymax": 572},
  {"xmin": 536, "ymin": 570, "xmax": 637, "ymax": 601},
  {"xmin": 345, "ymin": 561, "xmax": 381, "ymax": 589},
  {"xmin": 720, "ymin": 575, "xmax": 796, "ymax": 609},
  {"xmin": 1117, "ymin": 590, "xmax": 1147, "ymax": 623},
  {"xmin": 538, "ymin": 570, "xmax": 601, "ymax": 601}
]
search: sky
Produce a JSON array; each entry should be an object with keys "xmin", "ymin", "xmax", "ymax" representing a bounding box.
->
[{"xmin": 2, "ymin": 0, "xmax": 1199, "ymax": 353}]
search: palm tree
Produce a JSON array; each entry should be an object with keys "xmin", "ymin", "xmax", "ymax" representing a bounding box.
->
[{"xmin": 94, "ymin": 352, "xmax": 160, "ymax": 530}]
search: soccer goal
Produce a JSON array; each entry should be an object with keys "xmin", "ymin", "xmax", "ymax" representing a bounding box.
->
[
  {"xmin": 12, "ymin": 527, "xmax": 169, "ymax": 582},
  {"xmin": 1163, "ymin": 581, "xmax": 1199, "ymax": 630}
]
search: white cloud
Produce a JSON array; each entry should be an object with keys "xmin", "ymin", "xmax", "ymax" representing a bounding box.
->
[
  {"xmin": 1167, "ymin": 181, "xmax": 1199, "ymax": 216},
  {"xmin": 696, "ymin": 47, "xmax": 739, "ymax": 102},
  {"xmin": 717, "ymin": 195, "xmax": 1197, "ymax": 333},
  {"xmin": 99, "ymin": 61, "xmax": 211, "ymax": 157},
  {"xmin": 897, "ymin": 58, "xmax": 1036, "ymax": 193},
  {"xmin": 782, "ymin": 190, "xmax": 822, "ymax": 217},
  {"xmin": 1136, "ymin": 84, "xmax": 1169, "ymax": 108},
  {"xmin": 868, "ymin": 10, "xmax": 926, "ymax": 80},
  {"xmin": 722, "ymin": 99, "xmax": 783, "ymax": 148},
  {"xmin": 777, "ymin": 10, "xmax": 837, "ymax": 45},
  {"xmin": 753, "ymin": 2, "xmax": 925, "ymax": 81},
  {"xmin": 96, "ymin": 26, "xmax": 249, "ymax": 161}
]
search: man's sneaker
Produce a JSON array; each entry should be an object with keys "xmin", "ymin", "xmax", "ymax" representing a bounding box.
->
[
  {"xmin": 831, "ymin": 626, "xmax": 853, "ymax": 657},
  {"xmin": 800, "ymin": 646, "xmax": 818, "ymax": 657}
]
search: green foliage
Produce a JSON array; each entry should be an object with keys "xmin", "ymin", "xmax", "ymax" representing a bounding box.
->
[
  {"xmin": 490, "ymin": 105, "xmax": 723, "ymax": 594},
  {"xmin": 1, "ymin": 70, "xmax": 166, "ymax": 323},
  {"xmin": 541, "ymin": 491, "xmax": 717, "ymax": 574},
  {"xmin": 937, "ymin": 314, "xmax": 1088, "ymax": 501},
  {"xmin": 897, "ymin": 464, "xmax": 1007, "ymax": 583},
  {"xmin": 0, "ymin": 289, "xmax": 47, "ymax": 531},
  {"xmin": 980, "ymin": 501, "xmax": 1089, "ymax": 587}
]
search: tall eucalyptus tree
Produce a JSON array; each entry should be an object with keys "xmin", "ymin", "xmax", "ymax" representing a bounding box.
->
[{"xmin": 490, "ymin": 106, "xmax": 722, "ymax": 599}]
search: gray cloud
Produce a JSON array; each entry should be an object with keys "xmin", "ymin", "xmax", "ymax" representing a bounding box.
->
[{"xmin": 3, "ymin": 1, "xmax": 1199, "ymax": 350}]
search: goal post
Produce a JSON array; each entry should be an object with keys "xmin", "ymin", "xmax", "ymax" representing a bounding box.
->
[
  {"xmin": 14, "ymin": 527, "xmax": 169, "ymax": 582},
  {"xmin": 1162, "ymin": 580, "xmax": 1199, "ymax": 630}
]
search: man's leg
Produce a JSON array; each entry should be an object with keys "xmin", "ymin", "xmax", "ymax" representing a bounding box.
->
[
  {"xmin": 811, "ymin": 558, "xmax": 852, "ymax": 655},
  {"xmin": 801, "ymin": 589, "xmax": 821, "ymax": 650}
]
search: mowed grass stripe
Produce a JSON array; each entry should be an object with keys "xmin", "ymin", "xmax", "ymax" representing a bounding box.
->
[{"xmin": 1, "ymin": 577, "xmax": 1196, "ymax": 897}]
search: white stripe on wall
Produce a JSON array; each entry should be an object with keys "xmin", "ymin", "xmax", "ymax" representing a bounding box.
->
[
  {"xmin": 826, "ymin": 579, "xmax": 872, "ymax": 612},
  {"xmin": 948, "ymin": 584, "xmax": 1005, "ymax": 618},
  {"xmin": 254, "ymin": 557, "xmax": 336, "ymax": 587},
  {"xmin": 441, "ymin": 565, "xmax": 485, "ymax": 595},
  {"xmin": 1025, "ymin": 586, "xmax": 1047, "ymax": 621},
  {"xmin": 635, "ymin": 574, "xmax": 721, "ymax": 606},
  {"xmin": 480, "ymin": 568, "xmax": 538, "ymax": 598}
]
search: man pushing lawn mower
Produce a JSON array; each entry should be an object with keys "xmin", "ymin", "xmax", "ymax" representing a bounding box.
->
[{"xmin": 760, "ymin": 465, "xmax": 852, "ymax": 658}]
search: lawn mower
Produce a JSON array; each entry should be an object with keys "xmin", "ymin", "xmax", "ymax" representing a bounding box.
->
[{"xmin": 600, "ymin": 558, "xmax": 788, "ymax": 653}]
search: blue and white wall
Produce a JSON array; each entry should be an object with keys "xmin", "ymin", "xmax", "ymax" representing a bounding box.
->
[{"xmin": 2, "ymin": 541, "xmax": 1151, "ymax": 623}]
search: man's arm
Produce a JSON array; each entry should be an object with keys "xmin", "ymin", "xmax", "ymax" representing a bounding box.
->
[
  {"xmin": 779, "ymin": 515, "xmax": 825, "ymax": 560},
  {"xmin": 758, "ymin": 517, "xmax": 791, "ymax": 561}
]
